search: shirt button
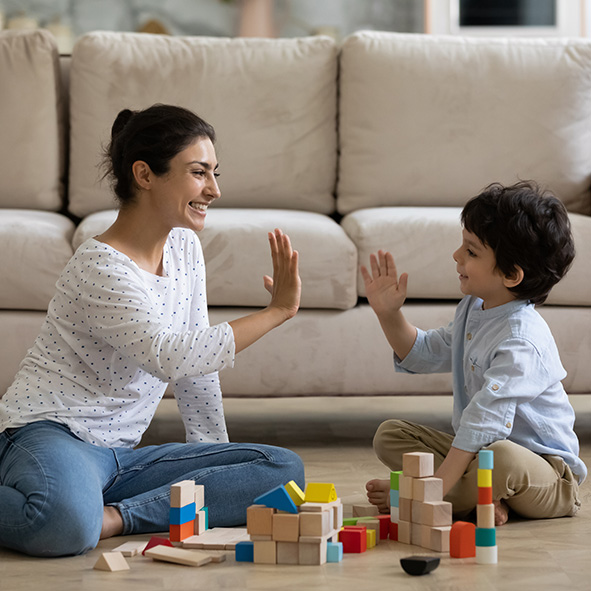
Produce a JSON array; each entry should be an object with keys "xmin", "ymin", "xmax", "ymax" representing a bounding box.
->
[
  {"xmin": 492, "ymin": 384, "xmax": 499, "ymax": 391},
  {"xmin": 506, "ymin": 422, "xmax": 512, "ymax": 428},
  {"xmin": 466, "ymin": 332, "xmax": 472, "ymax": 340},
  {"xmin": 471, "ymin": 365, "xmax": 475, "ymax": 372}
]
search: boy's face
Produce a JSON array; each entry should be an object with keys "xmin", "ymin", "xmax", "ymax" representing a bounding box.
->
[{"xmin": 453, "ymin": 229, "xmax": 517, "ymax": 309}]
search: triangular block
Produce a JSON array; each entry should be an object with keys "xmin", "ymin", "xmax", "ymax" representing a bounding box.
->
[
  {"xmin": 142, "ymin": 535, "xmax": 173, "ymax": 556},
  {"xmin": 284, "ymin": 480, "xmax": 305, "ymax": 506},
  {"xmin": 304, "ymin": 482, "xmax": 337, "ymax": 503},
  {"xmin": 254, "ymin": 485, "xmax": 298, "ymax": 514},
  {"xmin": 93, "ymin": 551, "xmax": 130, "ymax": 572}
]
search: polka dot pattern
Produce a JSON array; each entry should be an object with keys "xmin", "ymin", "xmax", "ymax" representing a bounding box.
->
[{"xmin": 0, "ymin": 229, "xmax": 235, "ymax": 447}]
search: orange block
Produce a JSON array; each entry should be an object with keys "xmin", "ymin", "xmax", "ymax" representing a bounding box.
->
[
  {"xmin": 450, "ymin": 521, "xmax": 475, "ymax": 558},
  {"xmin": 478, "ymin": 487, "xmax": 493, "ymax": 505},
  {"xmin": 169, "ymin": 520, "xmax": 195, "ymax": 543}
]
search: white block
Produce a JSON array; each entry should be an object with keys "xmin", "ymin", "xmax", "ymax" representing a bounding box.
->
[
  {"xmin": 390, "ymin": 506, "xmax": 399, "ymax": 523},
  {"xmin": 476, "ymin": 545, "xmax": 498, "ymax": 564}
]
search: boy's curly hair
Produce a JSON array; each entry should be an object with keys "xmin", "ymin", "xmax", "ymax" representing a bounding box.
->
[{"xmin": 461, "ymin": 181, "xmax": 575, "ymax": 305}]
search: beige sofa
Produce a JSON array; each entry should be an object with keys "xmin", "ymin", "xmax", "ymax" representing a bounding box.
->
[{"xmin": 1, "ymin": 29, "xmax": 590, "ymax": 400}]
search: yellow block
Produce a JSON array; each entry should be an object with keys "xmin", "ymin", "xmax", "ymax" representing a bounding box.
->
[
  {"xmin": 366, "ymin": 528, "xmax": 376, "ymax": 549},
  {"xmin": 285, "ymin": 480, "xmax": 305, "ymax": 506},
  {"xmin": 478, "ymin": 469, "xmax": 492, "ymax": 488},
  {"xmin": 304, "ymin": 482, "xmax": 337, "ymax": 503}
]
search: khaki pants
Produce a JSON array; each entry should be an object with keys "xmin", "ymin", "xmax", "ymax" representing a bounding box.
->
[{"xmin": 373, "ymin": 419, "xmax": 581, "ymax": 519}]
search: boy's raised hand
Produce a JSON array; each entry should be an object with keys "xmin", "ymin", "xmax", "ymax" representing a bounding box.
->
[{"xmin": 360, "ymin": 250, "xmax": 408, "ymax": 316}]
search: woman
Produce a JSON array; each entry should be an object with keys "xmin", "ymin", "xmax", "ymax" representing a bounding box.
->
[{"xmin": 0, "ymin": 104, "xmax": 304, "ymax": 557}]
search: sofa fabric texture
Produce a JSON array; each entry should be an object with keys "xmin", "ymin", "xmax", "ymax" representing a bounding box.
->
[{"xmin": 1, "ymin": 30, "xmax": 590, "ymax": 398}]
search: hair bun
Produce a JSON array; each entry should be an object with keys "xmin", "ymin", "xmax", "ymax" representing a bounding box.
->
[{"xmin": 111, "ymin": 108, "xmax": 135, "ymax": 138}]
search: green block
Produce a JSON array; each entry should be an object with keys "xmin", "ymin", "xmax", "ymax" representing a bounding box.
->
[
  {"xmin": 390, "ymin": 471, "xmax": 403, "ymax": 491},
  {"xmin": 342, "ymin": 517, "xmax": 359, "ymax": 526}
]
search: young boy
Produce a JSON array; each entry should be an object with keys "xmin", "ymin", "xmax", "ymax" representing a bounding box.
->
[{"xmin": 363, "ymin": 181, "xmax": 585, "ymax": 525}]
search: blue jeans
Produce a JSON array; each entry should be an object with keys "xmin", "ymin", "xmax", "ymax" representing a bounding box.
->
[{"xmin": 0, "ymin": 421, "xmax": 305, "ymax": 557}]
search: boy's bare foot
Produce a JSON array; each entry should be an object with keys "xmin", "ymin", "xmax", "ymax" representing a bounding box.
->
[
  {"xmin": 493, "ymin": 499, "xmax": 509, "ymax": 526},
  {"xmin": 366, "ymin": 479, "xmax": 391, "ymax": 514},
  {"xmin": 100, "ymin": 506, "xmax": 124, "ymax": 539}
]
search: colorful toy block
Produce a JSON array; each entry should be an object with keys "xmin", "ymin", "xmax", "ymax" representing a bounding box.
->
[
  {"xmin": 390, "ymin": 470, "xmax": 403, "ymax": 490},
  {"xmin": 143, "ymin": 536, "xmax": 173, "ymax": 556},
  {"xmin": 304, "ymin": 482, "xmax": 337, "ymax": 503},
  {"xmin": 93, "ymin": 552, "xmax": 130, "ymax": 572},
  {"xmin": 389, "ymin": 521, "xmax": 399, "ymax": 541},
  {"xmin": 366, "ymin": 528, "xmax": 376, "ymax": 549},
  {"xmin": 477, "ymin": 469, "xmax": 492, "ymax": 488},
  {"xmin": 450, "ymin": 521, "xmax": 476, "ymax": 558},
  {"xmin": 170, "ymin": 520, "xmax": 195, "ymax": 543},
  {"xmin": 284, "ymin": 480, "xmax": 305, "ymax": 506},
  {"xmin": 374, "ymin": 515, "xmax": 392, "ymax": 539},
  {"xmin": 235, "ymin": 541, "xmax": 254, "ymax": 562},
  {"xmin": 326, "ymin": 541, "xmax": 343, "ymax": 563},
  {"xmin": 254, "ymin": 484, "xmax": 298, "ymax": 514},
  {"xmin": 339, "ymin": 527, "xmax": 367, "ymax": 553},
  {"xmin": 390, "ymin": 489, "xmax": 400, "ymax": 508},
  {"xmin": 170, "ymin": 502, "xmax": 196, "ymax": 525},
  {"xmin": 402, "ymin": 452, "xmax": 434, "ymax": 478},
  {"xmin": 479, "ymin": 450, "xmax": 494, "ymax": 470},
  {"xmin": 475, "ymin": 527, "xmax": 496, "ymax": 547},
  {"xmin": 478, "ymin": 487, "xmax": 493, "ymax": 505},
  {"xmin": 476, "ymin": 545, "xmax": 498, "ymax": 564},
  {"xmin": 400, "ymin": 555, "xmax": 440, "ymax": 576},
  {"xmin": 476, "ymin": 449, "xmax": 498, "ymax": 564},
  {"xmin": 357, "ymin": 518, "xmax": 380, "ymax": 545}
]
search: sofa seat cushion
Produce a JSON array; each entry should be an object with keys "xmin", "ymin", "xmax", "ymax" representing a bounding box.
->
[
  {"xmin": 0, "ymin": 30, "xmax": 64, "ymax": 210},
  {"xmin": 0, "ymin": 211, "xmax": 75, "ymax": 309},
  {"xmin": 338, "ymin": 32, "xmax": 591, "ymax": 215},
  {"xmin": 74, "ymin": 209, "xmax": 358, "ymax": 310},
  {"xmin": 342, "ymin": 207, "xmax": 591, "ymax": 306},
  {"xmin": 68, "ymin": 32, "xmax": 338, "ymax": 218}
]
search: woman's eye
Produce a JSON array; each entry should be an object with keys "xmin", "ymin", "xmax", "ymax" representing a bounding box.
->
[{"xmin": 214, "ymin": 173, "xmax": 220, "ymax": 178}]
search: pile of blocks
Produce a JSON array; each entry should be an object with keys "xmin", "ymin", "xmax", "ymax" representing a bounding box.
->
[
  {"xmin": 475, "ymin": 450, "xmax": 497, "ymax": 564},
  {"xmin": 235, "ymin": 480, "xmax": 344, "ymax": 565},
  {"xmin": 169, "ymin": 479, "xmax": 207, "ymax": 542}
]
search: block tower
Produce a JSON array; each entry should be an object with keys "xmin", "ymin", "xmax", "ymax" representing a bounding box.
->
[
  {"xmin": 475, "ymin": 449, "xmax": 497, "ymax": 564},
  {"xmin": 169, "ymin": 480, "xmax": 207, "ymax": 543},
  {"xmin": 389, "ymin": 469, "xmax": 402, "ymax": 541},
  {"xmin": 397, "ymin": 452, "xmax": 452, "ymax": 552}
]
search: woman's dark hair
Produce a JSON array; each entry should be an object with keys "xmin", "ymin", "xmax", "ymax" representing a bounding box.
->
[
  {"xmin": 102, "ymin": 104, "xmax": 216, "ymax": 205},
  {"xmin": 461, "ymin": 181, "xmax": 575, "ymax": 305}
]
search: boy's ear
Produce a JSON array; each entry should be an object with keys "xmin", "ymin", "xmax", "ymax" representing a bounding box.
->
[
  {"xmin": 503, "ymin": 265, "xmax": 524, "ymax": 288},
  {"xmin": 131, "ymin": 160, "xmax": 152, "ymax": 190}
]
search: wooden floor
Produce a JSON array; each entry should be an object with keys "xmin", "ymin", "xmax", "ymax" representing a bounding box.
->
[{"xmin": 2, "ymin": 394, "xmax": 591, "ymax": 591}]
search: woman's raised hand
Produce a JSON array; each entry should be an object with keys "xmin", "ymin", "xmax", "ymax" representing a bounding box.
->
[{"xmin": 360, "ymin": 250, "xmax": 408, "ymax": 316}]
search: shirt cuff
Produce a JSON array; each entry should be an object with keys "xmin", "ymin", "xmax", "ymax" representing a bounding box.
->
[{"xmin": 394, "ymin": 328, "xmax": 426, "ymax": 374}]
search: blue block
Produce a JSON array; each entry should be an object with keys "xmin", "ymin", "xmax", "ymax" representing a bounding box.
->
[
  {"xmin": 475, "ymin": 527, "xmax": 496, "ymax": 547},
  {"xmin": 390, "ymin": 489, "xmax": 399, "ymax": 508},
  {"xmin": 235, "ymin": 541, "xmax": 254, "ymax": 562},
  {"xmin": 169, "ymin": 502, "xmax": 196, "ymax": 525},
  {"xmin": 254, "ymin": 485, "xmax": 298, "ymax": 514},
  {"xmin": 327, "ymin": 541, "xmax": 343, "ymax": 563},
  {"xmin": 479, "ymin": 450, "xmax": 494, "ymax": 470}
]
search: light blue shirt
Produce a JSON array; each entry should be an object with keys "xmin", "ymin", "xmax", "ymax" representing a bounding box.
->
[{"xmin": 396, "ymin": 296, "xmax": 586, "ymax": 483}]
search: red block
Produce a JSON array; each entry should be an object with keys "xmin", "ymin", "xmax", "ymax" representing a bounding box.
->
[
  {"xmin": 169, "ymin": 520, "xmax": 195, "ymax": 543},
  {"xmin": 478, "ymin": 487, "xmax": 493, "ymax": 505},
  {"xmin": 388, "ymin": 522, "xmax": 398, "ymax": 541},
  {"xmin": 142, "ymin": 536, "xmax": 173, "ymax": 556},
  {"xmin": 450, "ymin": 521, "xmax": 476, "ymax": 558},
  {"xmin": 375, "ymin": 515, "xmax": 391, "ymax": 540},
  {"xmin": 339, "ymin": 527, "xmax": 367, "ymax": 553}
]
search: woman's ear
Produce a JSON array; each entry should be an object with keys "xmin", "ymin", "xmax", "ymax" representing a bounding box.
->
[
  {"xmin": 504, "ymin": 265, "xmax": 524, "ymax": 288},
  {"xmin": 131, "ymin": 160, "xmax": 152, "ymax": 190}
]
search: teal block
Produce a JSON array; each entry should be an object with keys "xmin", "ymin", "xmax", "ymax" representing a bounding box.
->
[
  {"xmin": 479, "ymin": 450, "xmax": 494, "ymax": 470},
  {"xmin": 390, "ymin": 471, "xmax": 403, "ymax": 491},
  {"xmin": 203, "ymin": 506, "xmax": 209, "ymax": 530},
  {"xmin": 254, "ymin": 484, "xmax": 298, "ymax": 514},
  {"xmin": 475, "ymin": 527, "xmax": 496, "ymax": 547},
  {"xmin": 327, "ymin": 541, "xmax": 343, "ymax": 563},
  {"xmin": 390, "ymin": 490, "xmax": 399, "ymax": 508},
  {"xmin": 235, "ymin": 541, "xmax": 254, "ymax": 562},
  {"xmin": 169, "ymin": 502, "xmax": 196, "ymax": 525}
]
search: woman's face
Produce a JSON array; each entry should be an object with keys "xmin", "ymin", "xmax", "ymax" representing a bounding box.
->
[{"xmin": 148, "ymin": 137, "xmax": 220, "ymax": 232}]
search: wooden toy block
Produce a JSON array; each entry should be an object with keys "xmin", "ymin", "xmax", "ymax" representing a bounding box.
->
[
  {"xmin": 333, "ymin": 500, "xmax": 344, "ymax": 530},
  {"xmin": 253, "ymin": 540, "xmax": 277, "ymax": 564},
  {"xmin": 182, "ymin": 527, "xmax": 250, "ymax": 550},
  {"xmin": 284, "ymin": 480, "xmax": 305, "ymax": 506},
  {"xmin": 411, "ymin": 523, "xmax": 423, "ymax": 546},
  {"xmin": 170, "ymin": 502, "xmax": 196, "ymax": 525},
  {"xmin": 402, "ymin": 452, "xmax": 434, "ymax": 478},
  {"xmin": 390, "ymin": 470, "xmax": 403, "ymax": 491},
  {"xmin": 170, "ymin": 520, "xmax": 195, "ymax": 543},
  {"xmin": 93, "ymin": 552, "xmax": 130, "ymax": 572},
  {"xmin": 390, "ymin": 506, "xmax": 399, "ymax": 522},
  {"xmin": 477, "ymin": 504, "xmax": 495, "ymax": 529},
  {"xmin": 339, "ymin": 528, "xmax": 367, "ymax": 553},
  {"xmin": 250, "ymin": 535, "xmax": 273, "ymax": 541},
  {"xmin": 327, "ymin": 541, "xmax": 343, "ymax": 563},
  {"xmin": 475, "ymin": 527, "xmax": 496, "ymax": 547},
  {"xmin": 143, "ymin": 536, "xmax": 173, "ymax": 555},
  {"xmin": 411, "ymin": 501, "xmax": 423, "ymax": 524},
  {"xmin": 479, "ymin": 449, "xmax": 494, "ymax": 470},
  {"xmin": 450, "ymin": 521, "xmax": 476, "ymax": 558},
  {"xmin": 299, "ymin": 538, "xmax": 327, "ymax": 565},
  {"xmin": 247, "ymin": 505, "xmax": 275, "ymax": 536},
  {"xmin": 299, "ymin": 499, "xmax": 341, "ymax": 512},
  {"xmin": 429, "ymin": 526, "xmax": 451, "ymax": 552},
  {"xmin": 375, "ymin": 515, "xmax": 391, "ymax": 539},
  {"xmin": 254, "ymin": 485, "xmax": 297, "ymax": 514},
  {"xmin": 194, "ymin": 509, "xmax": 207, "ymax": 535},
  {"xmin": 476, "ymin": 544, "xmax": 498, "ymax": 564},
  {"xmin": 478, "ymin": 487, "xmax": 493, "ymax": 505},
  {"xmin": 400, "ymin": 555, "xmax": 440, "ymax": 576},
  {"xmin": 413, "ymin": 477, "xmax": 443, "ymax": 502},
  {"xmin": 398, "ymin": 520, "xmax": 411, "ymax": 544},
  {"xmin": 478, "ymin": 469, "xmax": 492, "ymax": 488},
  {"xmin": 194, "ymin": 484, "xmax": 205, "ymax": 511},
  {"xmin": 352, "ymin": 504, "xmax": 379, "ymax": 517},
  {"xmin": 145, "ymin": 545, "xmax": 213, "ymax": 567},
  {"xmin": 366, "ymin": 528, "xmax": 376, "ymax": 549},
  {"xmin": 390, "ymin": 489, "xmax": 400, "ymax": 507},
  {"xmin": 304, "ymin": 482, "xmax": 337, "ymax": 503},
  {"xmin": 356, "ymin": 518, "xmax": 380, "ymax": 545},
  {"xmin": 112, "ymin": 541, "xmax": 147, "ymax": 557},
  {"xmin": 343, "ymin": 517, "xmax": 358, "ymax": 526},
  {"xmin": 400, "ymin": 476, "xmax": 414, "ymax": 499},
  {"xmin": 203, "ymin": 506, "xmax": 209, "ymax": 530},
  {"xmin": 300, "ymin": 510, "xmax": 331, "ymax": 537},
  {"xmin": 235, "ymin": 541, "xmax": 254, "ymax": 562},
  {"xmin": 421, "ymin": 501, "xmax": 453, "ymax": 527},
  {"xmin": 170, "ymin": 480, "xmax": 195, "ymax": 508},
  {"xmin": 389, "ymin": 521, "xmax": 399, "ymax": 541},
  {"xmin": 272, "ymin": 513, "xmax": 300, "ymax": 542},
  {"xmin": 276, "ymin": 541, "xmax": 299, "ymax": 565},
  {"xmin": 420, "ymin": 524, "xmax": 433, "ymax": 549},
  {"xmin": 399, "ymin": 497, "xmax": 412, "ymax": 522},
  {"xmin": 208, "ymin": 552, "xmax": 227, "ymax": 563}
]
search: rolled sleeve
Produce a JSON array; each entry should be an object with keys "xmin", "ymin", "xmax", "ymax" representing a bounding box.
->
[{"xmin": 395, "ymin": 323, "xmax": 454, "ymax": 375}]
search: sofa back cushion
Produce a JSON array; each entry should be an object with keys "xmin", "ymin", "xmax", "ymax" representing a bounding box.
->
[
  {"xmin": 68, "ymin": 32, "xmax": 338, "ymax": 218},
  {"xmin": 338, "ymin": 32, "xmax": 591, "ymax": 215},
  {"xmin": 0, "ymin": 30, "xmax": 64, "ymax": 210}
]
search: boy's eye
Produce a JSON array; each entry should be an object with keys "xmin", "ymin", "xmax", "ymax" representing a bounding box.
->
[{"xmin": 467, "ymin": 249, "xmax": 476, "ymax": 257}]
